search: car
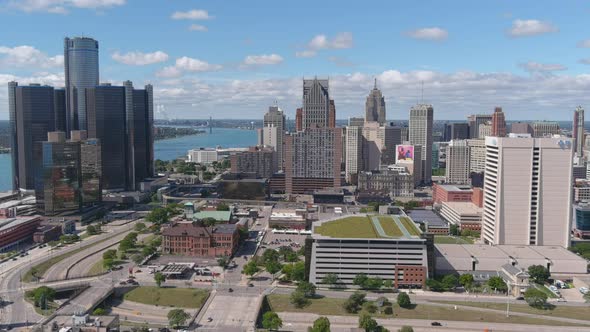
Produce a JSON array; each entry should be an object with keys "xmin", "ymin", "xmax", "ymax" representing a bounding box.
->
[
  {"xmin": 516, "ymin": 296, "xmax": 524, "ymax": 300},
  {"xmin": 119, "ymin": 281, "xmax": 127, "ymax": 285},
  {"xmin": 431, "ymin": 322, "xmax": 442, "ymax": 326},
  {"xmin": 207, "ymin": 317, "xmax": 213, "ymax": 322},
  {"xmin": 557, "ymin": 298, "xmax": 567, "ymax": 302},
  {"xmin": 248, "ymin": 283, "xmax": 254, "ymax": 287},
  {"xmin": 136, "ymin": 269, "xmax": 142, "ymax": 273},
  {"xmin": 11, "ymin": 258, "xmax": 17, "ymax": 261},
  {"xmin": 228, "ymin": 288, "xmax": 234, "ymax": 292}
]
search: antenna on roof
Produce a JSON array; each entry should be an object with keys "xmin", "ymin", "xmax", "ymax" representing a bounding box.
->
[
  {"xmin": 374, "ymin": 78, "xmax": 377, "ymax": 89},
  {"xmin": 421, "ymin": 81, "xmax": 424, "ymax": 104}
]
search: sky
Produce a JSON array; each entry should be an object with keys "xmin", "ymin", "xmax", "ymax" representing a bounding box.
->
[{"xmin": 0, "ymin": 0, "xmax": 589, "ymax": 121}]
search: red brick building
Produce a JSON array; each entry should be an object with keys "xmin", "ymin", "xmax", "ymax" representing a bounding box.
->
[
  {"xmin": 161, "ymin": 222, "xmax": 239, "ymax": 257},
  {"xmin": 0, "ymin": 216, "xmax": 41, "ymax": 251},
  {"xmin": 433, "ymin": 183, "xmax": 473, "ymax": 204},
  {"xmin": 471, "ymin": 187, "xmax": 483, "ymax": 207},
  {"xmin": 394, "ymin": 265, "xmax": 427, "ymax": 288}
]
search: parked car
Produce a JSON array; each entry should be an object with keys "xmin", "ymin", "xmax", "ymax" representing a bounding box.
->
[{"xmin": 431, "ymin": 322, "xmax": 442, "ymax": 326}]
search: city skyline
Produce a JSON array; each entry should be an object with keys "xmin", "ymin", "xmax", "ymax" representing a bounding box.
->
[{"xmin": 0, "ymin": 1, "xmax": 588, "ymax": 120}]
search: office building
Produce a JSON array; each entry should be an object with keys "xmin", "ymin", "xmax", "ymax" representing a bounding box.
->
[
  {"xmin": 478, "ymin": 122, "xmax": 492, "ymax": 138},
  {"xmin": 440, "ymin": 201, "xmax": 483, "ymax": 232},
  {"xmin": 573, "ymin": 106, "xmax": 585, "ymax": 158},
  {"xmin": 295, "ymin": 108, "xmax": 303, "ymax": 132},
  {"xmin": 433, "ymin": 184, "xmax": 483, "ymax": 206},
  {"xmin": 260, "ymin": 105, "xmax": 286, "ymax": 170},
  {"xmin": 329, "ymin": 99, "xmax": 336, "ymax": 128},
  {"xmin": 409, "ymin": 104, "xmax": 433, "ymax": 183},
  {"xmin": 573, "ymin": 203, "xmax": 590, "ymax": 239},
  {"xmin": 445, "ymin": 140, "xmax": 470, "ymax": 185},
  {"xmin": 491, "ymin": 107, "xmax": 506, "ymax": 137},
  {"xmin": 357, "ymin": 165, "xmax": 414, "ymax": 197},
  {"xmin": 345, "ymin": 125, "xmax": 363, "ymax": 183},
  {"xmin": 54, "ymin": 88, "xmax": 67, "ymax": 132},
  {"xmin": 573, "ymin": 164, "xmax": 587, "ymax": 181},
  {"xmin": 187, "ymin": 148, "xmax": 218, "ymax": 164},
  {"xmin": 230, "ymin": 146, "xmax": 276, "ymax": 178},
  {"xmin": 574, "ymin": 179, "xmax": 590, "ymax": 202},
  {"xmin": 466, "ymin": 139, "xmax": 486, "ymax": 173},
  {"xmin": 468, "ymin": 114, "xmax": 493, "ymax": 139},
  {"xmin": 72, "ymin": 130, "xmax": 101, "ymax": 206},
  {"xmin": 531, "ymin": 121, "xmax": 560, "ymax": 137},
  {"xmin": 510, "ymin": 122, "xmax": 533, "ymax": 135},
  {"xmin": 309, "ymin": 215, "xmax": 429, "ymax": 288},
  {"xmin": 161, "ymin": 222, "xmax": 239, "ymax": 257},
  {"xmin": 64, "ymin": 37, "xmax": 99, "ymax": 132},
  {"xmin": 396, "ymin": 144, "xmax": 423, "ymax": 186},
  {"xmin": 0, "ymin": 216, "xmax": 41, "ymax": 252},
  {"xmin": 482, "ymin": 136, "xmax": 573, "ymax": 247},
  {"xmin": 450, "ymin": 123, "xmax": 470, "ymax": 140},
  {"xmin": 400, "ymin": 127, "xmax": 409, "ymax": 142},
  {"xmin": 348, "ymin": 117, "xmax": 365, "ymax": 127},
  {"xmin": 365, "ymin": 79, "xmax": 386, "ymax": 125},
  {"xmin": 8, "ymin": 83, "xmax": 57, "ymax": 192},
  {"xmin": 302, "ymin": 78, "xmax": 330, "ymax": 129}
]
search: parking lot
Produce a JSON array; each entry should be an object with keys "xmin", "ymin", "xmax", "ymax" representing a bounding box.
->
[{"xmin": 260, "ymin": 232, "xmax": 307, "ymax": 252}]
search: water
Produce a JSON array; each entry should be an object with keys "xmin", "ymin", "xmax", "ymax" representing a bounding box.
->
[{"xmin": 0, "ymin": 128, "xmax": 258, "ymax": 191}]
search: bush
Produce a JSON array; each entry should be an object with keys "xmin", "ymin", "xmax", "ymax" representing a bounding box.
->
[
  {"xmin": 383, "ymin": 306, "xmax": 394, "ymax": 315},
  {"xmin": 397, "ymin": 292, "xmax": 411, "ymax": 308},
  {"xmin": 343, "ymin": 291, "xmax": 366, "ymax": 313},
  {"xmin": 290, "ymin": 290, "xmax": 309, "ymax": 308},
  {"xmin": 362, "ymin": 301, "xmax": 377, "ymax": 314},
  {"xmin": 524, "ymin": 288, "xmax": 548, "ymax": 308}
]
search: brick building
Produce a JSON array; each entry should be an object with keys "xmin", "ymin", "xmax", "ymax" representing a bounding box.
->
[
  {"xmin": 161, "ymin": 222, "xmax": 239, "ymax": 257},
  {"xmin": 432, "ymin": 184, "xmax": 474, "ymax": 205},
  {"xmin": 0, "ymin": 216, "xmax": 41, "ymax": 252}
]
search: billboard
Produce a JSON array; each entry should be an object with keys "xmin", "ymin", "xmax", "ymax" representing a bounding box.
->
[{"xmin": 396, "ymin": 145, "xmax": 414, "ymax": 163}]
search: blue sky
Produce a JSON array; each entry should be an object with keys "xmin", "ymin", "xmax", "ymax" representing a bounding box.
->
[{"xmin": 0, "ymin": 0, "xmax": 589, "ymax": 120}]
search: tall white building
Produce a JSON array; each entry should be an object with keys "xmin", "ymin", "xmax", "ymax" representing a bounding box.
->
[
  {"xmin": 258, "ymin": 105, "xmax": 286, "ymax": 170},
  {"xmin": 573, "ymin": 106, "xmax": 585, "ymax": 159},
  {"xmin": 445, "ymin": 140, "xmax": 470, "ymax": 184},
  {"xmin": 482, "ymin": 136, "xmax": 573, "ymax": 247},
  {"xmin": 466, "ymin": 139, "xmax": 486, "ymax": 173},
  {"xmin": 345, "ymin": 126, "xmax": 363, "ymax": 182},
  {"xmin": 409, "ymin": 104, "xmax": 433, "ymax": 184}
]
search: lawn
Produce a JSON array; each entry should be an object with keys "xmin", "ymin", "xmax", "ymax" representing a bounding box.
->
[
  {"xmin": 124, "ymin": 286, "xmax": 209, "ymax": 308},
  {"xmin": 266, "ymin": 294, "xmax": 585, "ymax": 327},
  {"xmin": 87, "ymin": 259, "xmax": 125, "ymax": 276},
  {"xmin": 399, "ymin": 217, "xmax": 420, "ymax": 236},
  {"xmin": 430, "ymin": 300, "xmax": 590, "ymax": 321},
  {"xmin": 434, "ymin": 235, "xmax": 472, "ymax": 244},
  {"xmin": 377, "ymin": 216, "xmax": 403, "ymax": 237},
  {"xmin": 314, "ymin": 216, "xmax": 378, "ymax": 238},
  {"xmin": 534, "ymin": 283, "xmax": 559, "ymax": 299}
]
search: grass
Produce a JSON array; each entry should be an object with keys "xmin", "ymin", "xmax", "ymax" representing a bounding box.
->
[
  {"xmin": 399, "ymin": 217, "xmax": 420, "ymax": 236},
  {"xmin": 266, "ymin": 294, "xmax": 587, "ymax": 327},
  {"xmin": 434, "ymin": 235, "xmax": 472, "ymax": 244},
  {"xmin": 24, "ymin": 294, "xmax": 59, "ymax": 316},
  {"xmin": 534, "ymin": 283, "xmax": 559, "ymax": 299},
  {"xmin": 124, "ymin": 286, "xmax": 209, "ymax": 308},
  {"xmin": 430, "ymin": 300, "xmax": 590, "ymax": 322},
  {"xmin": 314, "ymin": 216, "xmax": 378, "ymax": 238},
  {"xmin": 87, "ymin": 259, "xmax": 125, "ymax": 276},
  {"xmin": 22, "ymin": 237, "xmax": 111, "ymax": 282},
  {"xmin": 377, "ymin": 216, "xmax": 403, "ymax": 237}
]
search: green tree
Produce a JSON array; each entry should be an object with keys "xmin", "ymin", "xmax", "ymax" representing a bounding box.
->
[
  {"xmin": 321, "ymin": 273, "xmax": 339, "ymax": 287},
  {"xmin": 134, "ymin": 222, "xmax": 147, "ymax": 232},
  {"xmin": 397, "ymin": 292, "xmax": 412, "ymax": 308},
  {"xmin": 524, "ymin": 288, "xmax": 548, "ymax": 308},
  {"xmin": 32, "ymin": 286, "xmax": 56, "ymax": 309},
  {"xmin": 449, "ymin": 224, "xmax": 459, "ymax": 236},
  {"xmin": 92, "ymin": 308, "xmax": 107, "ymax": 315},
  {"xmin": 358, "ymin": 313, "xmax": 378, "ymax": 332},
  {"xmin": 266, "ymin": 260, "xmax": 283, "ymax": 275},
  {"xmin": 103, "ymin": 249, "xmax": 117, "ymax": 260},
  {"xmin": 131, "ymin": 254, "xmax": 144, "ymax": 265},
  {"xmin": 216, "ymin": 203, "xmax": 230, "ymax": 211},
  {"xmin": 353, "ymin": 273, "xmax": 369, "ymax": 288},
  {"xmin": 383, "ymin": 279, "xmax": 393, "ymax": 289},
  {"xmin": 366, "ymin": 277, "xmax": 383, "ymax": 290},
  {"xmin": 362, "ymin": 301, "xmax": 378, "ymax": 314},
  {"xmin": 262, "ymin": 249, "xmax": 281, "ymax": 264},
  {"xmin": 167, "ymin": 309, "xmax": 190, "ymax": 328},
  {"xmin": 426, "ymin": 279, "xmax": 444, "ymax": 292},
  {"xmin": 242, "ymin": 260, "xmax": 260, "ymax": 278},
  {"xmin": 343, "ymin": 291, "xmax": 366, "ymax": 313},
  {"xmin": 217, "ymin": 256, "xmax": 230, "ymax": 269},
  {"xmin": 308, "ymin": 316, "xmax": 330, "ymax": 332},
  {"xmin": 146, "ymin": 207, "xmax": 170, "ymax": 225},
  {"xmin": 441, "ymin": 274, "xmax": 458, "ymax": 290},
  {"xmin": 290, "ymin": 290, "xmax": 309, "ymax": 308},
  {"xmin": 528, "ymin": 265, "xmax": 550, "ymax": 284},
  {"xmin": 142, "ymin": 245, "xmax": 156, "ymax": 257},
  {"xmin": 86, "ymin": 225, "xmax": 99, "ymax": 235},
  {"xmin": 459, "ymin": 274, "xmax": 475, "ymax": 290},
  {"xmin": 154, "ymin": 272, "xmax": 166, "ymax": 287},
  {"xmin": 103, "ymin": 258, "xmax": 115, "ymax": 270},
  {"xmin": 297, "ymin": 281, "xmax": 316, "ymax": 298},
  {"xmin": 398, "ymin": 327, "xmax": 414, "ymax": 332},
  {"xmin": 202, "ymin": 217, "xmax": 217, "ymax": 227},
  {"xmin": 262, "ymin": 311, "xmax": 282, "ymax": 331},
  {"xmin": 488, "ymin": 276, "xmax": 508, "ymax": 292},
  {"xmin": 281, "ymin": 263, "xmax": 294, "ymax": 280},
  {"xmin": 292, "ymin": 261, "xmax": 306, "ymax": 281}
]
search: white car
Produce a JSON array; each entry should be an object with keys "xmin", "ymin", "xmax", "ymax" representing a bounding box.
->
[{"xmin": 579, "ymin": 287, "xmax": 589, "ymax": 295}]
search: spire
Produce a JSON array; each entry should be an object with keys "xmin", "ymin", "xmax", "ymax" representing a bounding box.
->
[{"xmin": 374, "ymin": 78, "xmax": 377, "ymax": 90}]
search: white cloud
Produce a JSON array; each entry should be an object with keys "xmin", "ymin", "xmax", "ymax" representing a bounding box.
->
[
  {"xmin": 296, "ymin": 32, "xmax": 353, "ymax": 58},
  {"xmin": 7, "ymin": 0, "xmax": 125, "ymax": 14},
  {"xmin": 112, "ymin": 51, "xmax": 169, "ymax": 65},
  {"xmin": 188, "ymin": 24, "xmax": 208, "ymax": 32},
  {"xmin": 171, "ymin": 9, "xmax": 211, "ymax": 20},
  {"xmin": 156, "ymin": 56, "xmax": 221, "ymax": 78},
  {"xmin": 243, "ymin": 54, "xmax": 283, "ymax": 66},
  {"xmin": 577, "ymin": 39, "xmax": 590, "ymax": 48},
  {"xmin": 295, "ymin": 50, "xmax": 317, "ymax": 58},
  {"xmin": 0, "ymin": 45, "xmax": 63, "ymax": 69},
  {"xmin": 508, "ymin": 19, "xmax": 558, "ymax": 37},
  {"xmin": 406, "ymin": 27, "xmax": 449, "ymax": 41},
  {"xmin": 518, "ymin": 61, "xmax": 567, "ymax": 73}
]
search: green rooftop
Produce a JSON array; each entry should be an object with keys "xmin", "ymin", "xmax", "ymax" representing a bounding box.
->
[
  {"xmin": 192, "ymin": 210, "xmax": 232, "ymax": 222},
  {"xmin": 314, "ymin": 215, "xmax": 422, "ymax": 239}
]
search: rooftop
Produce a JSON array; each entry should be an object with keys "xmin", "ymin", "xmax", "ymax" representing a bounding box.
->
[
  {"xmin": 406, "ymin": 210, "xmax": 447, "ymax": 227},
  {"xmin": 192, "ymin": 210, "xmax": 232, "ymax": 221},
  {"xmin": 442, "ymin": 202, "xmax": 483, "ymax": 215},
  {"xmin": 0, "ymin": 216, "xmax": 39, "ymax": 232},
  {"xmin": 313, "ymin": 215, "xmax": 421, "ymax": 239},
  {"xmin": 436, "ymin": 184, "xmax": 473, "ymax": 192}
]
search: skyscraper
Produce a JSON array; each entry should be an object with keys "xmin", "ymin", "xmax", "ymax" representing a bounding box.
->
[
  {"xmin": 365, "ymin": 79, "xmax": 386, "ymax": 125},
  {"xmin": 295, "ymin": 108, "xmax": 303, "ymax": 132},
  {"xmin": 573, "ymin": 106, "xmax": 585, "ymax": 158},
  {"xmin": 8, "ymin": 83, "xmax": 57, "ymax": 191},
  {"xmin": 345, "ymin": 126, "xmax": 363, "ymax": 183},
  {"xmin": 409, "ymin": 104, "xmax": 433, "ymax": 183},
  {"xmin": 482, "ymin": 136, "xmax": 573, "ymax": 247},
  {"xmin": 445, "ymin": 140, "xmax": 470, "ymax": 184},
  {"xmin": 491, "ymin": 107, "xmax": 506, "ymax": 137},
  {"xmin": 261, "ymin": 105, "xmax": 286, "ymax": 170},
  {"xmin": 467, "ymin": 114, "xmax": 493, "ymax": 139},
  {"xmin": 531, "ymin": 121, "xmax": 560, "ymax": 137},
  {"xmin": 64, "ymin": 37, "xmax": 99, "ymax": 132},
  {"xmin": 302, "ymin": 78, "xmax": 330, "ymax": 129}
]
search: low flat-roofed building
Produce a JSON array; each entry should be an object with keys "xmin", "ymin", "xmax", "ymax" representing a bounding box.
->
[
  {"xmin": 439, "ymin": 201, "xmax": 482, "ymax": 232},
  {"xmin": 192, "ymin": 210, "xmax": 233, "ymax": 223},
  {"xmin": 0, "ymin": 215, "xmax": 41, "ymax": 252},
  {"xmin": 574, "ymin": 179, "xmax": 590, "ymax": 202},
  {"xmin": 313, "ymin": 188, "xmax": 344, "ymax": 204},
  {"xmin": 33, "ymin": 224, "xmax": 62, "ymax": 243},
  {"xmin": 406, "ymin": 209, "xmax": 449, "ymax": 235},
  {"xmin": 43, "ymin": 314, "xmax": 119, "ymax": 332},
  {"xmin": 269, "ymin": 209, "xmax": 308, "ymax": 229},
  {"xmin": 309, "ymin": 214, "xmax": 430, "ymax": 288},
  {"xmin": 432, "ymin": 183, "xmax": 473, "ymax": 204},
  {"xmin": 435, "ymin": 244, "xmax": 588, "ymax": 276}
]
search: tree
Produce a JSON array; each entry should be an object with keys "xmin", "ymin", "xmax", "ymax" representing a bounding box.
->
[
  {"xmin": 131, "ymin": 254, "xmax": 144, "ymax": 265},
  {"xmin": 217, "ymin": 256, "xmax": 230, "ymax": 269},
  {"xmin": 441, "ymin": 274, "xmax": 458, "ymax": 290},
  {"xmin": 459, "ymin": 274, "xmax": 475, "ymax": 290},
  {"xmin": 103, "ymin": 258, "xmax": 115, "ymax": 270},
  {"xmin": 449, "ymin": 224, "xmax": 459, "ymax": 236},
  {"xmin": 488, "ymin": 276, "xmax": 508, "ymax": 292},
  {"xmin": 524, "ymin": 288, "xmax": 548, "ymax": 308},
  {"xmin": 262, "ymin": 311, "xmax": 282, "ymax": 331},
  {"xmin": 321, "ymin": 273, "xmax": 339, "ymax": 287},
  {"xmin": 426, "ymin": 279, "xmax": 444, "ymax": 292},
  {"xmin": 33, "ymin": 286, "xmax": 56, "ymax": 309},
  {"xmin": 167, "ymin": 309, "xmax": 190, "ymax": 328},
  {"xmin": 397, "ymin": 292, "xmax": 412, "ymax": 308},
  {"xmin": 366, "ymin": 277, "xmax": 383, "ymax": 290},
  {"xmin": 297, "ymin": 281, "xmax": 316, "ymax": 298},
  {"xmin": 134, "ymin": 222, "xmax": 147, "ymax": 232},
  {"xmin": 146, "ymin": 207, "xmax": 170, "ymax": 225},
  {"xmin": 343, "ymin": 291, "xmax": 366, "ymax": 313},
  {"xmin": 242, "ymin": 260, "xmax": 260, "ymax": 278},
  {"xmin": 292, "ymin": 261, "xmax": 306, "ymax": 281},
  {"xmin": 86, "ymin": 225, "xmax": 99, "ymax": 235},
  {"xmin": 202, "ymin": 217, "xmax": 217, "ymax": 227},
  {"xmin": 358, "ymin": 313, "xmax": 378, "ymax": 332},
  {"xmin": 142, "ymin": 245, "xmax": 156, "ymax": 257},
  {"xmin": 216, "ymin": 203, "xmax": 230, "ymax": 211},
  {"xmin": 383, "ymin": 279, "xmax": 393, "ymax": 289},
  {"xmin": 281, "ymin": 263, "xmax": 294, "ymax": 280},
  {"xmin": 398, "ymin": 327, "xmax": 414, "ymax": 332},
  {"xmin": 308, "ymin": 316, "xmax": 330, "ymax": 332},
  {"xmin": 92, "ymin": 308, "xmax": 107, "ymax": 315},
  {"xmin": 266, "ymin": 260, "xmax": 283, "ymax": 275},
  {"xmin": 154, "ymin": 272, "xmax": 166, "ymax": 287},
  {"xmin": 460, "ymin": 229, "xmax": 473, "ymax": 237},
  {"xmin": 262, "ymin": 249, "xmax": 280, "ymax": 264},
  {"xmin": 290, "ymin": 290, "xmax": 309, "ymax": 308},
  {"xmin": 528, "ymin": 265, "xmax": 550, "ymax": 284},
  {"xmin": 103, "ymin": 249, "xmax": 117, "ymax": 261},
  {"xmin": 353, "ymin": 273, "xmax": 369, "ymax": 288},
  {"xmin": 362, "ymin": 301, "xmax": 378, "ymax": 314}
]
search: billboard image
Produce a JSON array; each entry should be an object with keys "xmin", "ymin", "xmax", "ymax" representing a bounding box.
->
[{"xmin": 396, "ymin": 145, "xmax": 414, "ymax": 162}]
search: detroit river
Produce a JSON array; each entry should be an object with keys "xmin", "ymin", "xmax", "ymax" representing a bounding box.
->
[{"xmin": 0, "ymin": 128, "xmax": 257, "ymax": 192}]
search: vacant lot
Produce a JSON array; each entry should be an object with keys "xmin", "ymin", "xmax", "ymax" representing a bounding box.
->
[
  {"xmin": 124, "ymin": 286, "xmax": 209, "ymax": 308},
  {"xmin": 314, "ymin": 216, "xmax": 377, "ymax": 238}
]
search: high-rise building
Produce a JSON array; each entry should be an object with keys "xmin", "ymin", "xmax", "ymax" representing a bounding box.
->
[
  {"xmin": 468, "ymin": 114, "xmax": 493, "ymax": 139},
  {"xmin": 445, "ymin": 140, "xmax": 470, "ymax": 185},
  {"xmin": 302, "ymin": 78, "xmax": 330, "ymax": 129},
  {"xmin": 478, "ymin": 122, "xmax": 492, "ymax": 138},
  {"xmin": 482, "ymin": 136, "xmax": 573, "ymax": 247},
  {"xmin": 573, "ymin": 106, "xmax": 585, "ymax": 158},
  {"xmin": 531, "ymin": 121, "xmax": 560, "ymax": 137},
  {"xmin": 573, "ymin": 203, "xmax": 590, "ymax": 239},
  {"xmin": 329, "ymin": 99, "xmax": 336, "ymax": 128},
  {"xmin": 466, "ymin": 139, "xmax": 485, "ymax": 173},
  {"xmin": 348, "ymin": 117, "xmax": 365, "ymax": 127},
  {"xmin": 409, "ymin": 104, "xmax": 433, "ymax": 183},
  {"xmin": 444, "ymin": 123, "xmax": 470, "ymax": 141},
  {"xmin": 365, "ymin": 79, "xmax": 386, "ymax": 125},
  {"xmin": 71, "ymin": 130, "xmax": 101, "ymax": 206},
  {"xmin": 261, "ymin": 105, "xmax": 285, "ymax": 170},
  {"xmin": 510, "ymin": 122, "xmax": 532, "ymax": 135},
  {"xmin": 54, "ymin": 88, "xmax": 67, "ymax": 132},
  {"xmin": 8, "ymin": 83, "xmax": 57, "ymax": 191},
  {"xmin": 230, "ymin": 146, "xmax": 276, "ymax": 178},
  {"xmin": 345, "ymin": 126, "xmax": 363, "ymax": 183},
  {"xmin": 295, "ymin": 108, "xmax": 303, "ymax": 132},
  {"xmin": 64, "ymin": 37, "xmax": 99, "ymax": 132},
  {"xmin": 491, "ymin": 107, "xmax": 506, "ymax": 137}
]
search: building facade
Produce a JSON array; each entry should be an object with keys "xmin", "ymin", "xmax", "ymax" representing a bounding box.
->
[
  {"xmin": 409, "ymin": 104, "xmax": 433, "ymax": 183},
  {"xmin": 491, "ymin": 107, "xmax": 506, "ymax": 137},
  {"xmin": 468, "ymin": 114, "xmax": 493, "ymax": 139},
  {"xmin": 0, "ymin": 216, "xmax": 41, "ymax": 252},
  {"xmin": 445, "ymin": 140, "xmax": 470, "ymax": 185},
  {"xmin": 482, "ymin": 136, "xmax": 573, "ymax": 247},
  {"xmin": 531, "ymin": 121, "xmax": 560, "ymax": 138},
  {"xmin": 161, "ymin": 222, "xmax": 239, "ymax": 257},
  {"xmin": 262, "ymin": 105, "xmax": 286, "ymax": 170},
  {"xmin": 365, "ymin": 79, "xmax": 386, "ymax": 125},
  {"xmin": 302, "ymin": 78, "xmax": 330, "ymax": 129},
  {"xmin": 230, "ymin": 146, "xmax": 276, "ymax": 178},
  {"xmin": 573, "ymin": 203, "xmax": 590, "ymax": 239},
  {"xmin": 357, "ymin": 166, "xmax": 414, "ymax": 197},
  {"xmin": 573, "ymin": 106, "xmax": 585, "ymax": 158},
  {"xmin": 510, "ymin": 122, "xmax": 533, "ymax": 135}
]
